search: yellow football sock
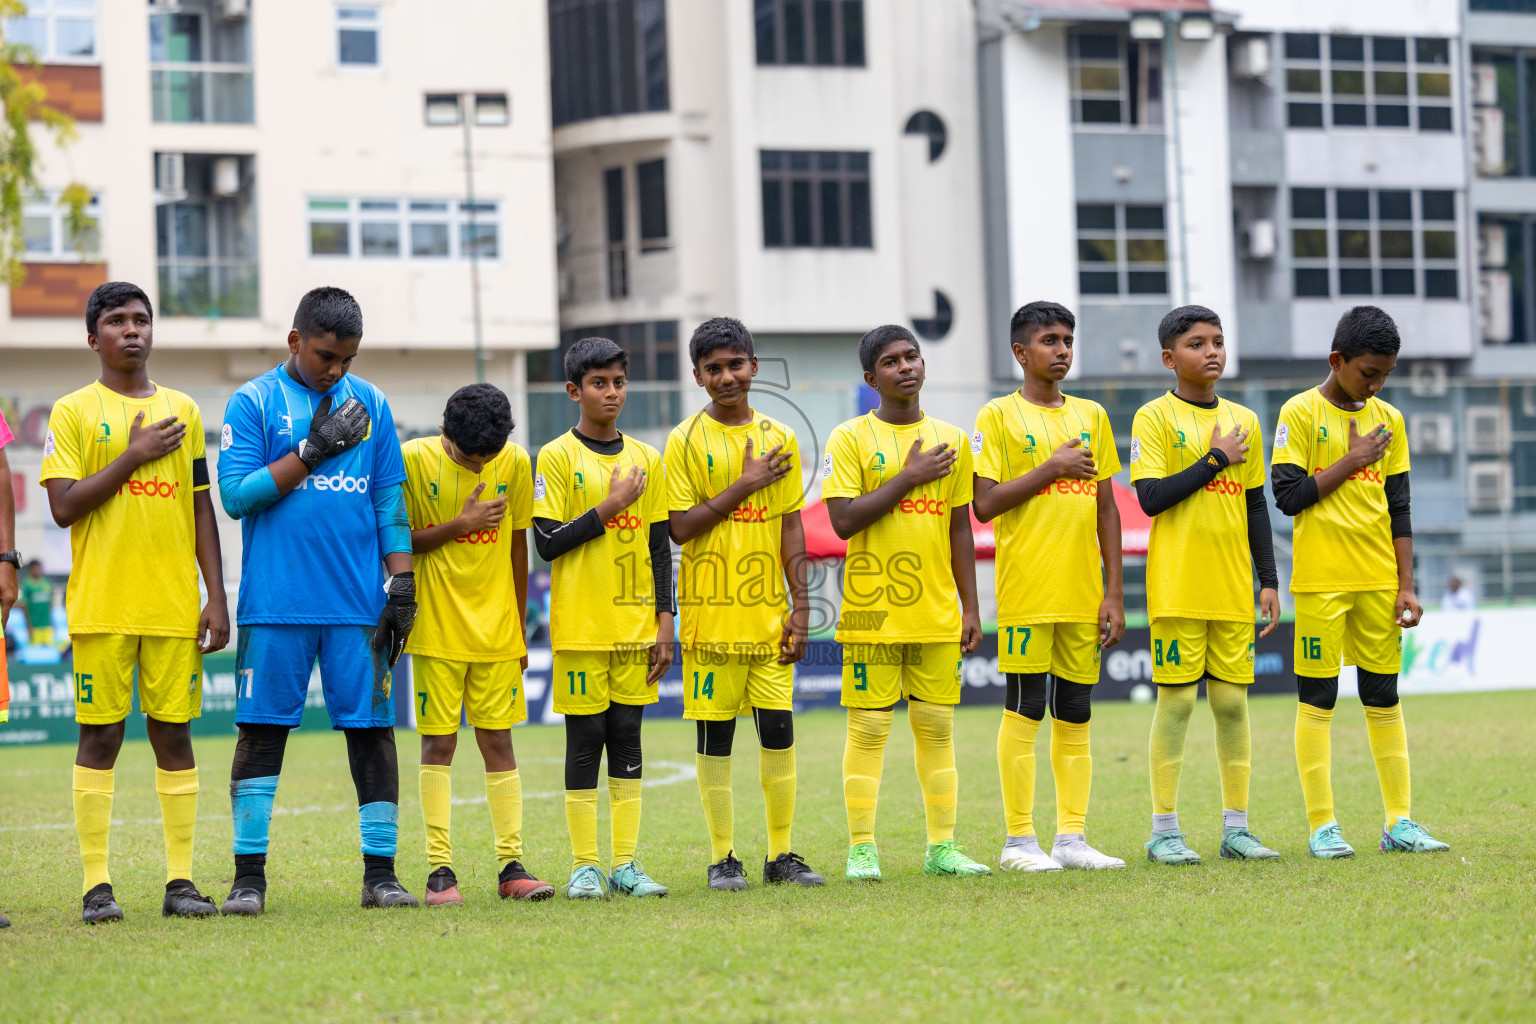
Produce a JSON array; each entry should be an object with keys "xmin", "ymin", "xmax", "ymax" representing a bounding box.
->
[
  {"xmin": 154, "ymin": 766, "xmax": 199, "ymax": 883},
  {"xmin": 418, "ymin": 764, "xmax": 453, "ymax": 868},
  {"xmin": 1364, "ymin": 703, "xmax": 1411, "ymax": 828},
  {"xmin": 565, "ymin": 788, "xmax": 600, "ymax": 868},
  {"xmin": 998, "ymin": 710, "xmax": 1041, "ymax": 837},
  {"xmin": 1149, "ymin": 685, "xmax": 1197, "ymax": 816},
  {"xmin": 1050, "ymin": 718, "xmax": 1093, "ymax": 836},
  {"xmin": 843, "ymin": 708, "xmax": 892, "ymax": 846},
  {"xmin": 608, "ymin": 776, "xmax": 642, "ymax": 866},
  {"xmin": 1295, "ymin": 703, "xmax": 1336, "ymax": 831},
  {"xmin": 909, "ymin": 701, "xmax": 958, "ymax": 845},
  {"xmin": 73, "ymin": 765, "xmax": 113, "ymax": 894},
  {"xmin": 485, "ymin": 769, "xmax": 523, "ymax": 867},
  {"xmin": 1208, "ymin": 681, "xmax": 1252, "ymax": 814},
  {"xmin": 695, "ymin": 754, "xmax": 734, "ymax": 862},
  {"xmin": 759, "ymin": 746, "xmax": 796, "ymax": 859}
]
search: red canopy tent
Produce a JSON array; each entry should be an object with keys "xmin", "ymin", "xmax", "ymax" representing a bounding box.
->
[{"xmin": 800, "ymin": 479, "xmax": 1151, "ymax": 560}]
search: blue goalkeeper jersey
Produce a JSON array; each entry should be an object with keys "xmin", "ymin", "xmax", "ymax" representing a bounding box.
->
[{"xmin": 219, "ymin": 365, "xmax": 406, "ymax": 626}]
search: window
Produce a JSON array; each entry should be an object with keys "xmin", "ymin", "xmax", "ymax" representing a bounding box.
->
[
  {"xmin": 5, "ymin": 0, "xmax": 96, "ymax": 63},
  {"xmin": 1283, "ymin": 34, "xmax": 1454, "ymax": 131},
  {"xmin": 637, "ymin": 158, "xmax": 668, "ymax": 251},
  {"xmin": 22, "ymin": 191, "xmax": 100, "ymax": 261},
  {"xmin": 754, "ymin": 0, "xmax": 864, "ymax": 67},
  {"xmin": 604, "ymin": 168, "xmax": 627, "ymax": 299},
  {"xmin": 760, "ymin": 150, "xmax": 872, "ymax": 249},
  {"xmin": 149, "ymin": 6, "xmax": 254, "ymax": 124},
  {"xmin": 552, "ymin": 321, "xmax": 680, "ymax": 381},
  {"xmin": 1290, "ymin": 188, "xmax": 1458, "ymax": 299},
  {"xmin": 1471, "ymin": 47, "xmax": 1536, "ymax": 178},
  {"xmin": 474, "ymin": 93, "xmax": 510, "ymax": 126},
  {"xmin": 550, "ymin": 0, "xmax": 669, "ymax": 127},
  {"xmin": 306, "ymin": 198, "xmax": 499, "ymax": 260},
  {"xmin": 1479, "ymin": 216, "xmax": 1530, "ymax": 344},
  {"xmin": 337, "ymin": 5, "xmax": 380, "ymax": 66},
  {"xmin": 1076, "ymin": 204, "xmax": 1167, "ymax": 296},
  {"xmin": 1068, "ymin": 31, "xmax": 1161, "ymax": 127},
  {"xmin": 424, "ymin": 94, "xmax": 461, "ymax": 126}
]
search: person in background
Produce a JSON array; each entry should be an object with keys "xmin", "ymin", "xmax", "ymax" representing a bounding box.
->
[
  {"xmin": 20, "ymin": 560, "xmax": 53, "ymax": 647},
  {"xmin": 1441, "ymin": 575, "xmax": 1475, "ymax": 612}
]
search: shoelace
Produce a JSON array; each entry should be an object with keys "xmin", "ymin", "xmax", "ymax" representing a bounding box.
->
[
  {"xmin": 1318, "ymin": 825, "xmax": 1345, "ymax": 847},
  {"xmin": 1395, "ymin": 819, "xmax": 1428, "ymax": 842}
]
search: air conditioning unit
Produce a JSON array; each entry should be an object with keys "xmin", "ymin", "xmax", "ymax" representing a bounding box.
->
[
  {"xmin": 1409, "ymin": 413, "xmax": 1455, "ymax": 454},
  {"xmin": 212, "ymin": 156, "xmax": 241, "ymax": 197},
  {"xmin": 1467, "ymin": 405, "xmax": 1511, "ymax": 456},
  {"xmin": 1472, "ymin": 64, "xmax": 1499, "ymax": 107},
  {"xmin": 1408, "ymin": 360, "xmax": 1449, "ymax": 398},
  {"xmin": 1480, "ymin": 223, "xmax": 1509, "ymax": 268},
  {"xmin": 1523, "ymin": 383, "xmax": 1536, "ymax": 418},
  {"xmin": 1232, "ymin": 36, "xmax": 1271, "ymax": 80},
  {"xmin": 1475, "ymin": 107, "xmax": 1506, "ymax": 176},
  {"xmin": 1245, "ymin": 218, "xmax": 1277, "ymax": 260},
  {"xmin": 154, "ymin": 152, "xmax": 186, "ymax": 203},
  {"xmin": 1480, "ymin": 270, "xmax": 1514, "ymax": 343},
  {"xmin": 1467, "ymin": 461, "xmax": 1513, "ymax": 514},
  {"xmin": 221, "ymin": 0, "xmax": 250, "ymax": 18}
]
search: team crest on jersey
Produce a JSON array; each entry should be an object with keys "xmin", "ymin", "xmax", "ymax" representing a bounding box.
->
[
  {"xmin": 1172, "ymin": 430, "xmax": 1186, "ymax": 450},
  {"xmin": 1021, "ymin": 433, "xmax": 1036, "ymax": 455},
  {"xmin": 427, "ymin": 481, "xmax": 439, "ymax": 500},
  {"xmin": 97, "ymin": 422, "xmax": 111, "ymax": 443},
  {"xmin": 533, "ymin": 474, "xmax": 546, "ymax": 500},
  {"xmin": 871, "ymin": 452, "xmax": 886, "ymax": 471},
  {"xmin": 278, "ymin": 415, "xmax": 293, "ymax": 437},
  {"xmin": 496, "ymin": 483, "xmax": 508, "ymax": 496},
  {"xmin": 43, "ymin": 430, "xmax": 56, "ymax": 458},
  {"xmin": 1275, "ymin": 423, "xmax": 1289, "ymax": 449},
  {"xmin": 970, "ymin": 430, "xmax": 983, "ymax": 455},
  {"xmin": 1130, "ymin": 437, "xmax": 1141, "ymax": 463},
  {"xmin": 822, "ymin": 452, "xmax": 833, "ymax": 479},
  {"xmin": 221, "ymin": 424, "xmax": 233, "ymax": 451},
  {"xmin": 572, "ymin": 471, "xmax": 585, "ymax": 491},
  {"xmin": 1317, "ymin": 426, "xmax": 1329, "ymax": 444}
]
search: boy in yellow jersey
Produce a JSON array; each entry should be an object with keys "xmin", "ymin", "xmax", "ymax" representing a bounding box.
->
[
  {"xmin": 40, "ymin": 282, "xmax": 230, "ymax": 923},
  {"xmin": 973, "ymin": 301, "xmax": 1126, "ymax": 872},
  {"xmin": 403, "ymin": 383, "xmax": 554, "ymax": 905},
  {"xmin": 1130, "ymin": 306, "xmax": 1282, "ymax": 866},
  {"xmin": 665, "ymin": 317, "xmax": 824, "ymax": 890},
  {"xmin": 1271, "ymin": 305, "xmax": 1447, "ymax": 858},
  {"xmin": 534, "ymin": 337, "xmax": 673, "ymax": 900},
  {"xmin": 824, "ymin": 326, "xmax": 987, "ymax": 881}
]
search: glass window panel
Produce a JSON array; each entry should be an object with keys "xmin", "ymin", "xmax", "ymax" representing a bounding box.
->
[
  {"xmin": 1379, "ymin": 229, "xmax": 1414, "ymax": 259},
  {"xmin": 819, "ymin": 180, "xmax": 842, "ymax": 247},
  {"xmin": 843, "ymin": 0, "xmax": 864, "ymax": 65},
  {"xmin": 1332, "ymin": 69, "xmax": 1366, "ymax": 95},
  {"xmin": 359, "ymin": 200, "xmax": 398, "ymax": 212},
  {"xmin": 1419, "ymin": 106, "xmax": 1453, "ymax": 131},
  {"xmin": 1125, "ymin": 205, "xmax": 1165, "ymax": 230},
  {"xmin": 460, "ymin": 223, "xmax": 499, "ymax": 258},
  {"xmin": 1127, "ymin": 271, "xmax": 1167, "ymax": 294},
  {"xmin": 812, "ymin": 0, "xmax": 834, "ymax": 65},
  {"xmin": 1077, "ymin": 238, "xmax": 1118, "ymax": 263},
  {"xmin": 1416, "ymin": 72, "xmax": 1451, "ymax": 97},
  {"xmin": 754, "ymin": 0, "xmax": 775, "ymax": 63},
  {"xmin": 360, "ymin": 222, "xmax": 400, "ymax": 257},
  {"xmin": 760, "ymin": 150, "xmax": 782, "ymax": 171},
  {"xmin": 55, "ymin": 17, "xmax": 95, "ymax": 58},
  {"xmin": 1376, "ymin": 104, "xmax": 1411, "ymax": 127},
  {"xmin": 1077, "ymin": 65, "xmax": 1122, "ymax": 92},
  {"xmin": 1339, "ymin": 267, "xmax": 1374, "ymax": 294},
  {"xmin": 310, "ymin": 199, "xmax": 350, "ymax": 212},
  {"xmin": 1291, "ymin": 188, "xmax": 1328, "ymax": 219},
  {"xmin": 1337, "ymin": 190, "xmax": 1371, "ymax": 220},
  {"xmin": 1080, "ymin": 99, "xmax": 1123, "ymax": 123},
  {"xmin": 1288, "ymin": 102, "xmax": 1324, "ymax": 128},
  {"xmin": 1334, "ymin": 103, "xmax": 1368, "ymax": 126},
  {"xmin": 310, "ymin": 221, "xmax": 350, "ymax": 256},
  {"xmin": 338, "ymin": 29, "xmax": 378, "ymax": 65},
  {"xmin": 1079, "ymin": 270, "xmax": 1119, "ymax": 295},
  {"xmin": 409, "ymin": 201, "xmax": 448, "ymax": 213},
  {"xmin": 411, "ymin": 222, "xmax": 449, "ymax": 257},
  {"xmin": 1077, "ymin": 34, "xmax": 1119, "ymax": 60},
  {"xmin": 817, "ymin": 151, "xmax": 840, "ymax": 172},
  {"xmin": 1372, "ymin": 37, "xmax": 1407, "ymax": 63},
  {"xmin": 762, "ymin": 180, "xmax": 784, "ymax": 246},
  {"xmin": 1424, "ymin": 268, "xmax": 1458, "ymax": 298},
  {"xmin": 1374, "ymin": 70, "xmax": 1409, "ymax": 95},
  {"xmin": 1286, "ymin": 68, "xmax": 1322, "ymax": 93},
  {"xmin": 1381, "ymin": 268, "xmax": 1416, "ymax": 295},
  {"xmin": 1422, "ymin": 230, "xmax": 1457, "ymax": 258},
  {"xmin": 474, "ymin": 94, "xmax": 509, "ymax": 126},
  {"xmin": 1330, "ymin": 35, "xmax": 1365, "ymax": 62},
  {"xmin": 847, "ymin": 152, "xmax": 869, "ymax": 172},
  {"xmin": 8, "ymin": 17, "xmax": 44, "ymax": 51},
  {"xmin": 791, "ymin": 180, "xmax": 812, "ymax": 245},
  {"xmin": 784, "ymin": 0, "xmax": 805, "ymax": 63},
  {"xmin": 1284, "ymin": 33, "xmax": 1320, "ymax": 60},
  {"xmin": 1076, "ymin": 204, "xmax": 1116, "ymax": 230},
  {"xmin": 23, "ymin": 215, "xmax": 52, "ymax": 253},
  {"xmin": 1294, "ymin": 267, "xmax": 1330, "ymax": 296},
  {"xmin": 1293, "ymin": 228, "xmax": 1329, "ymax": 258},
  {"xmin": 848, "ymin": 180, "xmax": 872, "ymax": 246},
  {"xmin": 1421, "ymin": 190, "xmax": 1455, "ymax": 220},
  {"xmin": 638, "ymin": 158, "xmax": 668, "ymax": 242},
  {"xmin": 789, "ymin": 151, "xmax": 811, "ymax": 171},
  {"xmin": 1337, "ymin": 228, "xmax": 1372, "ymax": 259},
  {"xmin": 1378, "ymin": 190, "xmax": 1413, "ymax": 220},
  {"xmin": 1415, "ymin": 38, "xmax": 1450, "ymax": 65},
  {"xmin": 1125, "ymin": 237, "xmax": 1166, "ymax": 262}
]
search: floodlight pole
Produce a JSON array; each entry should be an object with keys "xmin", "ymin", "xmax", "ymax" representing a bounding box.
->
[{"xmin": 461, "ymin": 94, "xmax": 486, "ymax": 382}]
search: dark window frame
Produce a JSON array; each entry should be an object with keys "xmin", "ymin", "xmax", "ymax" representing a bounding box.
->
[
  {"xmin": 636, "ymin": 158, "xmax": 669, "ymax": 251},
  {"xmin": 550, "ymin": 0, "xmax": 670, "ymax": 127},
  {"xmin": 1075, "ymin": 203, "xmax": 1168, "ymax": 297},
  {"xmin": 1283, "ymin": 32, "xmax": 1454, "ymax": 132},
  {"xmin": 1289, "ymin": 186, "xmax": 1460, "ymax": 300},
  {"xmin": 754, "ymin": 0, "xmax": 865, "ymax": 67},
  {"xmin": 760, "ymin": 150, "xmax": 873, "ymax": 250}
]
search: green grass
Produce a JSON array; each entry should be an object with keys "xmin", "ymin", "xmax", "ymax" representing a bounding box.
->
[{"xmin": 2, "ymin": 692, "xmax": 1533, "ymax": 1023}]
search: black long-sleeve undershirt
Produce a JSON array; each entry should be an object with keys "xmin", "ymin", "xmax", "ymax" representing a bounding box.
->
[
  {"xmin": 1271, "ymin": 464, "xmax": 1412, "ymax": 539},
  {"xmin": 1133, "ymin": 452, "xmax": 1277, "ymax": 591}
]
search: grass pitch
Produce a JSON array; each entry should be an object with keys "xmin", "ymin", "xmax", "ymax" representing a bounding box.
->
[{"xmin": 2, "ymin": 692, "xmax": 1533, "ymax": 1023}]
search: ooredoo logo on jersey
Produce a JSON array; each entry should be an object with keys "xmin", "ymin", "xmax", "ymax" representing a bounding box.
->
[{"xmin": 297, "ymin": 472, "xmax": 371, "ymax": 493}]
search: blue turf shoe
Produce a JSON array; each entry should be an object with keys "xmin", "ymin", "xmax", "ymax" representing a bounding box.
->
[
  {"xmin": 1219, "ymin": 827, "xmax": 1280, "ymax": 861},
  {"xmin": 1381, "ymin": 816, "xmax": 1450, "ymax": 853},
  {"xmin": 563, "ymin": 864, "xmax": 609, "ymax": 900},
  {"xmin": 610, "ymin": 860, "xmax": 668, "ymax": 897},
  {"xmin": 1145, "ymin": 830, "xmax": 1202, "ymax": 865},
  {"xmin": 1309, "ymin": 822, "xmax": 1355, "ymax": 860}
]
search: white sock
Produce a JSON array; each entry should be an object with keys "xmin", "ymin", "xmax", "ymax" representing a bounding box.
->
[
  {"xmin": 1052, "ymin": 832, "xmax": 1087, "ymax": 849},
  {"xmin": 1004, "ymin": 834, "xmax": 1043, "ymax": 854},
  {"xmin": 1223, "ymin": 809, "xmax": 1248, "ymax": 830},
  {"xmin": 1152, "ymin": 812, "xmax": 1179, "ymax": 834}
]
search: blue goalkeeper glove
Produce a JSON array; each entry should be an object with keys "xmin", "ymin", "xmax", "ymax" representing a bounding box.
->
[{"xmin": 372, "ymin": 572, "xmax": 416, "ymax": 668}]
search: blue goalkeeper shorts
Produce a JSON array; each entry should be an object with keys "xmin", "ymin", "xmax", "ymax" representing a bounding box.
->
[{"xmin": 235, "ymin": 624, "xmax": 394, "ymax": 729}]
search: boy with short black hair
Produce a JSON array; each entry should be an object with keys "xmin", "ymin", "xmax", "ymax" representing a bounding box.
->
[
  {"xmin": 1132, "ymin": 305, "xmax": 1281, "ymax": 866},
  {"xmin": 404, "ymin": 383, "xmax": 553, "ymax": 905},
  {"xmin": 534, "ymin": 337, "xmax": 673, "ymax": 900},
  {"xmin": 665, "ymin": 317, "xmax": 824, "ymax": 890},
  {"xmin": 973, "ymin": 300, "xmax": 1126, "ymax": 872},
  {"xmin": 825, "ymin": 325, "xmax": 987, "ymax": 881},
  {"xmin": 41, "ymin": 280, "xmax": 230, "ymax": 922},
  {"xmin": 1272, "ymin": 305, "xmax": 1447, "ymax": 858}
]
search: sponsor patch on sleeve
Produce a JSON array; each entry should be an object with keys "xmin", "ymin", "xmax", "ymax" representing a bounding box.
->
[
  {"xmin": 220, "ymin": 424, "xmax": 233, "ymax": 451},
  {"xmin": 1275, "ymin": 423, "xmax": 1289, "ymax": 449},
  {"xmin": 43, "ymin": 429, "xmax": 56, "ymax": 458},
  {"xmin": 1129, "ymin": 437, "xmax": 1141, "ymax": 463},
  {"xmin": 821, "ymin": 452, "xmax": 833, "ymax": 479},
  {"xmin": 533, "ymin": 474, "xmax": 546, "ymax": 501},
  {"xmin": 970, "ymin": 430, "xmax": 983, "ymax": 455}
]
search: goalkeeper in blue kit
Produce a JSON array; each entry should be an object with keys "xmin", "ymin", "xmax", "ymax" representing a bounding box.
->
[{"xmin": 216, "ymin": 287, "xmax": 420, "ymax": 913}]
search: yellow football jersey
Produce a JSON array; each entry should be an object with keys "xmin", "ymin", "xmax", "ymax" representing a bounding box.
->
[
  {"xmin": 665, "ymin": 408, "xmax": 804, "ymax": 649},
  {"xmin": 972, "ymin": 392, "xmax": 1120, "ymax": 625},
  {"xmin": 402, "ymin": 435, "xmax": 533, "ymax": 662},
  {"xmin": 822, "ymin": 413, "xmax": 973, "ymax": 644},
  {"xmin": 38, "ymin": 381, "xmax": 207, "ymax": 637},
  {"xmin": 1130, "ymin": 393, "xmax": 1265, "ymax": 622},
  {"xmin": 1273, "ymin": 387, "xmax": 1409, "ymax": 593},
  {"xmin": 534, "ymin": 431, "xmax": 667, "ymax": 652}
]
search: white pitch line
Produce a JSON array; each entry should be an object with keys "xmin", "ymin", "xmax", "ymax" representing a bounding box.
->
[{"xmin": 0, "ymin": 760, "xmax": 697, "ymax": 833}]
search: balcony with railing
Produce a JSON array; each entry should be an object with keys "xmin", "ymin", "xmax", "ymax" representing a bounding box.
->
[{"xmin": 149, "ymin": 2, "xmax": 254, "ymax": 125}]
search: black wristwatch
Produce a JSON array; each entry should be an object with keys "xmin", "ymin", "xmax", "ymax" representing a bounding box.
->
[{"xmin": 0, "ymin": 551, "xmax": 20, "ymax": 568}]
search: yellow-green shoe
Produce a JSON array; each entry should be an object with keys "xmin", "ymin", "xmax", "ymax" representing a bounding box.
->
[
  {"xmin": 923, "ymin": 840, "xmax": 991, "ymax": 877},
  {"xmin": 845, "ymin": 842, "xmax": 882, "ymax": 882}
]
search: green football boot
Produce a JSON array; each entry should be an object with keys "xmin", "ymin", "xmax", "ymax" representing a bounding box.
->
[
  {"xmin": 1309, "ymin": 822, "xmax": 1355, "ymax": 860},
  {"xmin": 563, "ymin": 864, "xmax": 609, "ymax": 900},
  {"xmin": 1219, "ymin": 827, "xmax": 1280, "ymax": 861},
  {"xmin": 610, "ymin": 860, "xmax": 669, "ymax": 897},
  {"xmin": 1380, "ymin": 816, "xmax": 1450, "ymax": 854},
  {"xmin": 1145, "ymin": 830, "xmax": 1202, "ymax": 865},
  {"xmin": 923, "ymin": 840, "xmax": 991, "ymax": 877},
  {"xmin": 845, "ymin": 842, "xmax": 882, "ymax": 882}
]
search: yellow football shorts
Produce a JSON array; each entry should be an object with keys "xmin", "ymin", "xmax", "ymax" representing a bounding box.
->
[
  {"xmin": 71, "ymin": 633, "xmax": 203, "ymax": 725},
  {"xmin": 413, "ymin": 656, "xmax": 525, "ymax": 734},
  {"xmin": 30, "ymin": 625, "xmax": 55, "ymax": 647},
  {"xmin": 1294, "ymin": 590, "xmax": 1402, "ymax": 677},
  {"xmin": 552, "ymin": 648, "xmax": 657, "ymax": 715},
  {"xmin": 1150, "ymin": 619, "xmax": 1255, "ymax": 685},
  {"xmin": 841, "ymin": 642, "xmax": 962, "ymax": 708},
  {"xmin": 682, "ymin": 644, "xmax": 793, "ymax": 720},
  {"xmin": 996, "ymin": 621, "xmax": 1101, "ymax": 684}
]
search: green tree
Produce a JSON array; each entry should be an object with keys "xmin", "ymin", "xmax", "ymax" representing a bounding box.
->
[{"xmin": 0, "ymin": 0, "xmax": 94, "ymax": 287}]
